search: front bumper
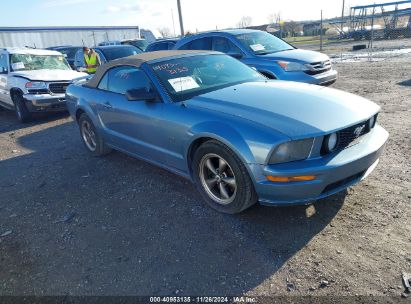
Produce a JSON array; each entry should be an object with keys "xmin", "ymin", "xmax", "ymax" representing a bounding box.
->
[
  {"xmin": 250, "ymin": 125, "xmax": 388, "ymax": 206},
  {"xmin": 278, "ymin": 69, "xmax": 338, "ymax": 86},
  {"xmin": 23, "ymin": 93, "xmax": 67, "ymax": 112}
]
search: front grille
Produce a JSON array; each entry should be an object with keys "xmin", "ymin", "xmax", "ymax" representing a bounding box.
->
[
  {"xmin": 28, "ymin": 89, "xmax": 49, "ymax": 94},
  {"xmin": 321, "ymin": 170, "xmax": 366, "ymax": 194},
  {"xmin": 305, "ymin": 60, "xmax": 332, "ymax": 75},
  {"xmin": 337, "ymin": 121, "xmax": 370, "ymax": 150},
  {"xmin": 321, "ymin": 117, "xmax": 375, "ymax": 155},
  {"xmin": 48, "ymin": 82, "xmax": 70, "ymax": 94}
]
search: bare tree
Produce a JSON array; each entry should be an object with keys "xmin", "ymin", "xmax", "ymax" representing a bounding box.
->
[
  {"xmin": 283, "ymin": 21, "xmax": 302, "ymax": 37},
  {"xmin": 237, "ymin": 16, "xmax": 252, "ymax": 28},
  {"xmin": 267, "ymin": 12, "xmax": 281, "ymax": 26},
  {"xmin": 158, "ymin": 27, "xmax": 172, "ymax": 38}
]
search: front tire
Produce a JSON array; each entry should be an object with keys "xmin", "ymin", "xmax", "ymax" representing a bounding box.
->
[
  {"xmin": 192, "ymin": 140, "xmax": 258, "ymax": 214},
  {"xmin": 13, "ymin": 92, "xmax": 31, "ymax": 123},
  {"xmin": 78, "ymin": 113, "xmax": 112, "ymax": 156}
]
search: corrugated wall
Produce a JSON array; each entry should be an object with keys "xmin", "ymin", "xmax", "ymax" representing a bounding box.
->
[{"xmin": 0, "ymin": 27, "xmax": 141, "ymax": 48}]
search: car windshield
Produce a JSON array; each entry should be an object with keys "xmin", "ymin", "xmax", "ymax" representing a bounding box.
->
[
  {"xmin": 100, "ymin": 46, "xmax": 142, "ymax": 61},
  {"xmin": 150, "ymin": 54, "xmax": 265, "ymax": 102},
  {"xmin": 236, "ymin": 31, "xmax": 294, "ymax": 55},
  {"xmin": 128, "ymin": 40, "xmax": 149, "ymax": 51},
  {"xmin": 57, "ymin": 47, "xmax": 81, "ymax": 59},
  {"xmin": 10, "ymin": 53, "xmax": 71, "ymax": 71}
]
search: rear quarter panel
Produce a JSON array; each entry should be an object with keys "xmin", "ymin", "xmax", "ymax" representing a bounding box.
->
[{"xmin": 65, "ymin": 83, "xmax": 102, "ymax": 129}]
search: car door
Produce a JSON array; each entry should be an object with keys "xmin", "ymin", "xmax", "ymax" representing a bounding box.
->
[
  {"xmin": 0, "ymin": 52, "xmax": 11, "ymax": 106},
  {"xmin": 95, "ymin": 65, "xmax": 169, "ymax": 164}
]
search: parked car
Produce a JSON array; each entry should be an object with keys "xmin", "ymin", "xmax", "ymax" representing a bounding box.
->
[
  {"xmin": 174, "ymin": 29, "xmax": 337, "ymax": 85},
  {"xmin": 98, "ymin": 40, "xmax": 121, "ymax": 46},
  {"xmin": 0, "ymin": 48, "xmax": 87, "ymax": 122},
  {"xmin": 146, "ymin": 38, "xmax": 179, "ymax": 52},
  {"xmin": 73, "ymin": 45, "xmax": 142, "ymax": 71},
  {"xmin": 66, "ymin": 50, "xmax": 387, "ymax": 213},
  {"xmin": 46, "ymin": 46, "xmax": 83, "ymax": 69},
  {"xmin": 121, "ymin": 38, "xmax": 149, "ymax": 51}
]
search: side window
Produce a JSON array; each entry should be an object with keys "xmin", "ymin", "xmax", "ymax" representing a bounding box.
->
[
  {"xmin": 153, "ymin": 42, "xmax": 168, "ymax": 51},
  {"xmin": 107, "ymin": 66, "xmax": 151, "ymax": 95},
  {"xmin": 0, "ymin": 53, "xmax": 8, "ymax": 72},
  {"xmin": 212, "ymin": 37, "xmax": 242, "ymax": 54},
  {"xmin": 95, "ymin": 49, "xmax": 105, "ymax": 64},
  {"xmin": 182, "ymin": 37, "xmax": 212, "ymax": 50},
  {"xmin": 98, "ymin": 73, "xmax": 108, "ymax": 90},
  {"xmin": 75, "ymin": 50, "xmax": 85, "ymax": 67},
  {"xmin": 167, "ymin": 42, "xmax": 176, "ymax": 50}
]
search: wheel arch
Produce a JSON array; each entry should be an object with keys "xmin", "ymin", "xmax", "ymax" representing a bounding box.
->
[
  {"xmin": 258, "ymin": 70, "xmax": 277, "ymax": 79},
  {"xmin": 75, "ymin": 108, "xmax": 86, "ymax": 122},
  {"xmin": 10, "ymin": 87, "xmax": 24, "ymax": 103},
  {"xmin": 185, "ymin": 123, "xmax": 257, "ymax": 180},
  {"xmin": 73, "ymin": 104, "xmax": 100, "ymax": 128}
]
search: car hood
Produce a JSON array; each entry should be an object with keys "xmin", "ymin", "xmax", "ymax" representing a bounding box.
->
[
  {"xmin": 258, "ymin": 48, "xmax": 329, "ymax": 63},
  {"xmin": 11, "ymin": 69, "xmax": 88, "ymax": 81},
  {"xmin": 187, "ymin": 81, "xmax": 380, "ymax": 139}
]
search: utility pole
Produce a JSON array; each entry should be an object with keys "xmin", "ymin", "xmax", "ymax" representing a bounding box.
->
[
  {"xmin": 320, "ymin": 10, "xmax": 323, "ymax": 51},
  {"xmin": 177, "ymin": 0, "xmax": 184, "ymax": 36},
  {"xmin": 171, "ymin": 8, "xmax": 176, "ymax": 37},
  {"xmin": 341, "ymin": 0, "xmax": 345, "ymax": 36}
]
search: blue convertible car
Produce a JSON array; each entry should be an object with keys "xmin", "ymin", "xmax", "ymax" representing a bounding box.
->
[{"xmin": 66, "ymin": 50, "xmax": 388, "ymax": 213}]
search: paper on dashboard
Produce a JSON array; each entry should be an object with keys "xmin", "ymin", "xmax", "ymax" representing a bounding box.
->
[{"xmin": 168, "ymin": 76, "xmax": 199, "ymax": 92}]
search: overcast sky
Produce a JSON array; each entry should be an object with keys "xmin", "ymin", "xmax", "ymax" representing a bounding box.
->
[{"xmin": 1, "ymin": 0, "xmax": 407, "ymax": 34}]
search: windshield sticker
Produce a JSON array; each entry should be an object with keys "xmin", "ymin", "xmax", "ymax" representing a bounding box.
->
[
  {"xmin": 153, "ymin": 62, "xmax": 189, "ymax": 75},
  {"xmin": 168, "ymin": 76, "xmax": 199, "ymax": 92},
  {"xmin": 250, "ymin": 44, "xmax": 265, "ymax": 51},
  {"xmin": 153, "ymin": 62, "xmax": 181, "ymax": 71},
  {"xmin": 11, "ymin": 62, "xmax": 25, "ymax": 70}
]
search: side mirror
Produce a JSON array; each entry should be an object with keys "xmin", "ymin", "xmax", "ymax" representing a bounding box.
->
[
  {"xmin": 126, "ymin": 88, "xmax": 157, "ymax": 101},
  {"xmin": 228, "ymin": 52, "xmax": 243, "ymax": 59},
  {"xmin": 0, "ymin": 67, "xmax": 8, "ymax": 74}
]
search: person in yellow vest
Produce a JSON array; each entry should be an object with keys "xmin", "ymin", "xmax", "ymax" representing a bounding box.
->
[{"xmin": 83, "ymin": 47, "xmax": 101, "ymax": 74}]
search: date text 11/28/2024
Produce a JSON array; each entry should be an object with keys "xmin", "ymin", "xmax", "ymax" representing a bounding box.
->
[{"xmin": 149, "ymin": 296, "xmax": 257, "ymax": 303}]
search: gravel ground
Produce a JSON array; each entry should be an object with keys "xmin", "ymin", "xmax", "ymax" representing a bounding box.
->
[{"xmin": 0, "ymin": 47, "xmax": 410, "ymax": 301}]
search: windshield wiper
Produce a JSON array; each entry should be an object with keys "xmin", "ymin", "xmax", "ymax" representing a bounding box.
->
[
  {"xmin": 256, "ymin": 51, "xmax": 274, "ymax": 55},
  {"xmin": 257, "ymin": 49, "xmax": 294, "ymax": 55}
]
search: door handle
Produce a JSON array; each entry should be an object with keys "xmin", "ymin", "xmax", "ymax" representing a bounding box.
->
[{"xmin": 103, "ymin": 101, "xmax": 112, "ymax": 109}]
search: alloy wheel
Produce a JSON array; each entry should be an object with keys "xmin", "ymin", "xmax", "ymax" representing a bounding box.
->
[
  {"xmin": 199, "ymin": 153, "xmax": 237, "ymax": 205},
  {"xmin": 81, "ymin": 120, "xmax": 97, "ymax": 151}
]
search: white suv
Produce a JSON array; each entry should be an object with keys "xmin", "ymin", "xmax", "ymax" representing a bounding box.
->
[{"xmin": 0, "ymin": 48, "xmax": 87, "ymax": 122}]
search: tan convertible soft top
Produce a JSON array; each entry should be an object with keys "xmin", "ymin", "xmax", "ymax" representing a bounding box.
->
[{"xmin": 86, "ymin": 50, "xmax": 217, "ymax": 88}]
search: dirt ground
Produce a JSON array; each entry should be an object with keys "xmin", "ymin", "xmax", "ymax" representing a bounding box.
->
[{"xmin": 0, "ymin": 45, "xmax": 410, "ymax": 301}]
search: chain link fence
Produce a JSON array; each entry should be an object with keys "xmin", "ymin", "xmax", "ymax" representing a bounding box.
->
[
  {"xmin": 281, "ymin": 10, "xmax": 411, "ymax": 64},
  {"xmin": 284, "ymin": 32, "xmax": 411, "ymax": 63}
]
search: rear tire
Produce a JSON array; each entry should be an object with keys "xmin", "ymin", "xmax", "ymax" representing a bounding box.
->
[
  {"xmin": 192, "ymin": 140, "xmax": 258, "ymax": 214},
  {"xmin": 78, "ymin": 113, "xmax": 112, "ymax": 157},
  {"xmin": 12, "ymin": 92, "xmax": 31, "ymax": 123}
]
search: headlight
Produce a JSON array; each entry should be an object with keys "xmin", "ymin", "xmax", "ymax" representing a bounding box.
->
[
  {"xmin": 277, "ymin": 61, "xmax": 309, "ymax": 72},
  {"xmin": 269, "ymin": 138, "xmax": 313, "ymax": 164},
  {"xmin": 25, "ymin": 81, "xmax": 47, "ymax": 89}
]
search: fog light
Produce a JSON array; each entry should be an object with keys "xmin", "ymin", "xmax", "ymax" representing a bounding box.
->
[
  {"xmin": 266, "ymin": 175, "xmax": 316, "ymax": 182},
  {"xmin": 328, "ymin": 133, "xmax": 338, "ymax": 151}
]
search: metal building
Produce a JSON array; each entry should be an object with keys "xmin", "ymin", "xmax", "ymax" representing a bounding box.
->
[{"xmin": 0, "ymin": 26, "xmax": 141, "ymax": 48}]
